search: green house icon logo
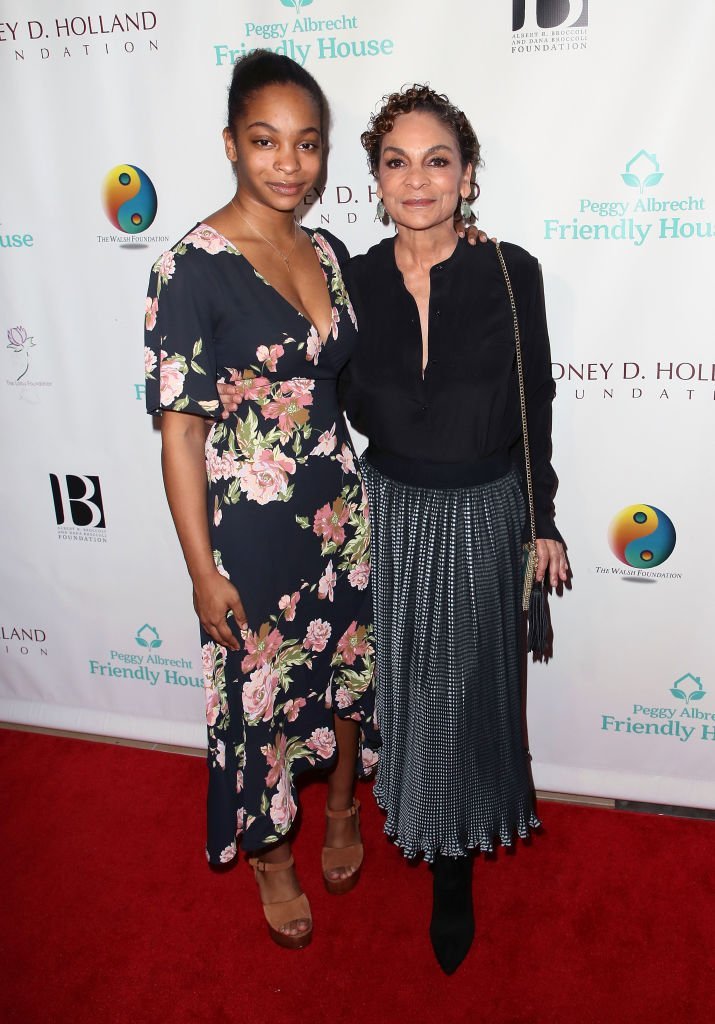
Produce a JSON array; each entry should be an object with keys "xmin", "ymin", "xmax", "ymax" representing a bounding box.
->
[
  {"xmin": 135, "ymin": 624, "xmax": 162, "ymax": 649},
  {"xmin": 670, "ymin": 673, "xmax": 706, "ymax": 705},
  {"xmin": 621, "ymin": 150, "xmax": 664, "ymax": 194}
]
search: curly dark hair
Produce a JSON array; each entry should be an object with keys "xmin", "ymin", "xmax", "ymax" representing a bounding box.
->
[{"xmin": 361, "ymin": 84, "xmax": 481, "ymax": 200}]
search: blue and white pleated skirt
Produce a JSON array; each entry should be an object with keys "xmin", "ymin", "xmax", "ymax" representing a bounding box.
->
[{"xmin": 362, "ymin": 457, "xmax": 540, "ymax": 862}]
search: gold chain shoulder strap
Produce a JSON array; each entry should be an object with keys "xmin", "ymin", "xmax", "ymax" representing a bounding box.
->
[{"xmin": 494, "ymin": 241, "xmax": 537, "ymax": 552}]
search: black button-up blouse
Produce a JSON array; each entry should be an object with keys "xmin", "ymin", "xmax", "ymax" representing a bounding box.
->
[{"xmin": 335, "ymin": 235, "xmax": 561, "ymax": 541}]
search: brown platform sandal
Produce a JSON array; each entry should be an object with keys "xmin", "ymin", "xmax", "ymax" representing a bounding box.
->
[
  {"xmin": 248, "ymin": 854, "xmax": 313, "ymax": 950},
  {"xmin": 322, "ymin": 799, "xmax": 363, "ymax": 895}
]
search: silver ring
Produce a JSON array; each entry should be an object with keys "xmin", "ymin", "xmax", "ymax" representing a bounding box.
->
[{"xmin": 225, "ymin": 609, "xmax": 235, "ymax": 621}]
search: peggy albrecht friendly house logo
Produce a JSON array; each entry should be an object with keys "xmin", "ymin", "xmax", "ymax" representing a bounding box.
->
[
  {"xmin": 620, "ymin": 150, "xmax": 663, "ymax": 194},
  {"xmin": 544, "ymin": 148, "xmax": 710, "ymax": 245},
  {"xmin": 213, "ymin": 0, "xmax": 395, "ymax": 67}
]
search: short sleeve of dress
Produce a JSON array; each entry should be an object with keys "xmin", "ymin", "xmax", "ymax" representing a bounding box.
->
[
  {"xmin": 144, "ymin": 246, "xmax": 219, "ymax": 418},
  {"xmin": 316, "ymin": 228, "xmax": 350, "ymax": 269}
]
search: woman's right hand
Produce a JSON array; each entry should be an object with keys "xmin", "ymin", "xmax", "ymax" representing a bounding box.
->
[
  {"xmin": 192, "ymin": 570, "xmax": 247, "ymax": 652},
  {"xmin": 216, "ymin": 380, "xmax": 240, "ymax": 420}
]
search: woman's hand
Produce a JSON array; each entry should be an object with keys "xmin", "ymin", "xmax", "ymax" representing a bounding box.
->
[
  {"xmin": 535, "ymin": 539, "xmax": 569, "ymax": 588},
  {"xmin": 192, "ymin": 570, "xmax": 247, "ymax": 652},
  {"xmin": 216, "ymin": 380, "xmax": 240, "ymax": 420},
  {"xmin": 454, "ymin": 219, "xmax": 494, "ymax": 246}
]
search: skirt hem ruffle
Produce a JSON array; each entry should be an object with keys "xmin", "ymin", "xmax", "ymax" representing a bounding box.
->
[{"xmin": 374, "ymin": 790, "xmax": 541, "ymax": 862}]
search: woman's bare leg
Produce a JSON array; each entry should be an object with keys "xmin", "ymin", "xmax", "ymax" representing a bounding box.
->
[{"xmin": 324, "ymin": 715, "xmax": 361, "ymax": 882}]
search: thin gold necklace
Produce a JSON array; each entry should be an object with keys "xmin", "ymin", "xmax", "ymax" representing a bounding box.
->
[{"xmin": 230, "ymin": 198, "xmax": 299, "ymax": 271}]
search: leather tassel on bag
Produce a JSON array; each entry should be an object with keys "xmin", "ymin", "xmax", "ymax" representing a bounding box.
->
[
  {"xmin": 527, "ymin": 583, "xmax": 548, "ymax": 655},
  {"xmin": 522, "ymin": 541, "xmax": 548, "ymax": 656},
  {"xmin": 496, "ymin": 242, "xmax": 551, "ymax": 658}
]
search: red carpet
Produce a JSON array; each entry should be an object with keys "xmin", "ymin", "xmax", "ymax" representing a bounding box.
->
[{"xmin": 1, "ymin": 729, "xmax": 713, "ymax": 1024}]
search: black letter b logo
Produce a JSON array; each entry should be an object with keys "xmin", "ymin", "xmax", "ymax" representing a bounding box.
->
[{"xmin": 50, "ymin": 474, "xmax": 106, "ymax": 528}]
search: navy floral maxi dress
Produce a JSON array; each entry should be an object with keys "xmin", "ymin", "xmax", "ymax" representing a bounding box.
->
[{"xmin": 144, "ymin": 224, "xmax": 377, "ymax": 864}]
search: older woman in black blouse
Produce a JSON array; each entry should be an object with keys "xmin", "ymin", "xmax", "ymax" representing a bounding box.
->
[
  {"xmin": 221, "ymin": 84, "xmax": 567, "ymax": 974},
  {"xmin": 337, "ymin": 86, "xmax": 567, "ymax": 973}
]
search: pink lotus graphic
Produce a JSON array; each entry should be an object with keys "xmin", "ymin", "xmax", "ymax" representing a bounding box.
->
[{"xmin": 7, "ymin": 325, "xmax": 35, "ymax": 380}]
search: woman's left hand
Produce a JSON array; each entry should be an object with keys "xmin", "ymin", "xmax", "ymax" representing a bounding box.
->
[{"xmin": 535, "ymin": 539, "xmax": 569, "ymax": 588}]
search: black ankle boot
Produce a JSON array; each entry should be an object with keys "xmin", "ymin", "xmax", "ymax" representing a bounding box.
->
[{"xmin": 429, "ymin": 854, "xmax": 474, "ymax": 975}]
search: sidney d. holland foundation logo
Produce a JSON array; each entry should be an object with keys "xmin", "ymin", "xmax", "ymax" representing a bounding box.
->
[
  {"xmin": 2, "ymin": 624, "xmax": 48, "ymax": 659},
  {"xmin": 4, "ymin": 11, "xmax": 159, "ymax": 64}
]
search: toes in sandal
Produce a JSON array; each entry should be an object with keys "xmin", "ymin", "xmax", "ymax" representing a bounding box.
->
[
  {"xmin": 249, "ymin": 854, "xmax": 313, "ymax": 950},
  {"xmin": 322, "ymin": 799, "xmax": 363, "ymax": 895}
]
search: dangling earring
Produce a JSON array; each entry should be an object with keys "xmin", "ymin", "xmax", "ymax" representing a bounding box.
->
[
  {"xmin": 460, "ymin": 197, "xmax": 473, "ymax": 222},
  {"xmin": 471, "ymin": 182, "xmax": 481, "ymax": 222},
  {"xmin": 377, "ymin": 198, "xmax": 388, "ymax": 223}
]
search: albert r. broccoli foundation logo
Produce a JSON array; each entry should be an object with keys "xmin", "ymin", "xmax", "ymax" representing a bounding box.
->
[{"xmin": 512, "ymin": 0, "xmax": 589, "ymax": 30}]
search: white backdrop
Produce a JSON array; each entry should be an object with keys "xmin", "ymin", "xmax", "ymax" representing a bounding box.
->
[{"xmin": 1, "ymin": 0, "xmax": 713, "ymax": 806}]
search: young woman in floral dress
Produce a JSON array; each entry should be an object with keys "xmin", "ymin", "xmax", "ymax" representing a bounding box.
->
[
  {"xmin": 144, "ymin": 52, "xmax": 378, "ymax": 949},
  {"xmin": 223, "ymin": 84, "xmax": 568, "ymax": 976}
]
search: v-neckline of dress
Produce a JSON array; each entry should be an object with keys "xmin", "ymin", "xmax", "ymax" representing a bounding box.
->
[{"xmin": 195, "ymin": 222, "xmax": 333, "ymax": 345}]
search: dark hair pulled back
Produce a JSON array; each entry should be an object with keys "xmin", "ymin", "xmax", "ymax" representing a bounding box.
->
[{"xmin": 227, "ymin": 48, "xmax": 329, "ymax": 135}]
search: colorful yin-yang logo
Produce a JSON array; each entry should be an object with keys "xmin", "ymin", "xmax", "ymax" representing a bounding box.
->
[
  {"xmin": 102, "ymin": 164, "xmax": 157, "ymax": 234},
  {"xmin": 608, "ymin": 504, "xmax": 676, "ymax": 568}
]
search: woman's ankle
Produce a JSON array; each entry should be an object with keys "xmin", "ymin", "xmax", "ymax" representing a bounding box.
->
[{"xmin": 257, "ymin": 842, "xmax": 292, "ymax": 865}]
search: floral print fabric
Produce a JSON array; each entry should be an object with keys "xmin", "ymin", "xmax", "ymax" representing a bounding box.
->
[{"xmin": 145, "ymin": 225, "xmax": 377, "ymax": 861}]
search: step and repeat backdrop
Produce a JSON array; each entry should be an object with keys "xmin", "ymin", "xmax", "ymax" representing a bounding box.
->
[{"xmin": 2, "ymin": 0, "xmax": 713, "ymax": 807}]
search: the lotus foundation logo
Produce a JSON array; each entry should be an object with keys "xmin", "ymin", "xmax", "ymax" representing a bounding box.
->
[
  {"xmin": 7, "ymin": 326, "xmax": 35, "ymax": 381},
  {"xmin": 102, "ymin": 164, "xmax": 157, "ymax": 234},
  {"xmin": 608, "ymin": 504, "xmax": 676, "ymax": 569},
  {"xmin": 5, "ymin": 323, "xmax": 52, "ymax": 391},
  {"xmin": 88, "ymin": 625, "xmax": 199, "ymax": 687}
]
